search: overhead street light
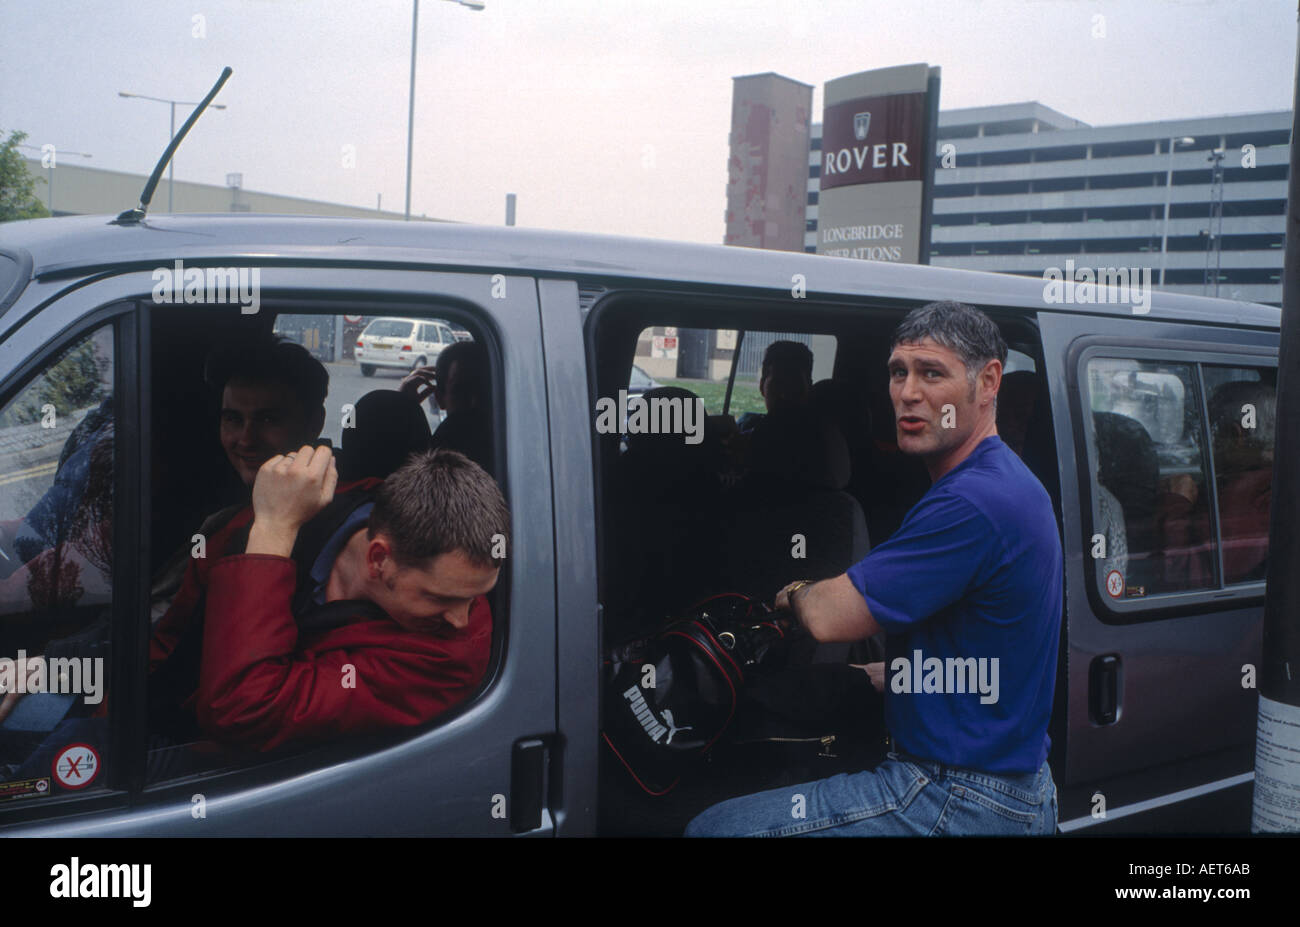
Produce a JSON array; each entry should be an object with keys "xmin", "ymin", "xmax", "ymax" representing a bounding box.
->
[
  {"xmin": 118, "ymin": 90, "xmax": 227, "ymax": 214},
  {"xmin": 405, "ymin": 0, "xmax": 485, "ymax": 221},
  {"xmin": 1158, "ymin": 136, "xmax": 1196, "ymax": 287}
]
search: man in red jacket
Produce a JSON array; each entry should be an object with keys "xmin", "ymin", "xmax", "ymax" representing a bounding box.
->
[{"xmin": 151, "ymin": 446, "xmax": 507, "ymax": 753}]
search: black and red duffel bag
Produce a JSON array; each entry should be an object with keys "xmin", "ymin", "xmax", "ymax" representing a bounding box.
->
[{"xmin": 601, "ymin": 593, "xmax": 787, "ymax": 795}]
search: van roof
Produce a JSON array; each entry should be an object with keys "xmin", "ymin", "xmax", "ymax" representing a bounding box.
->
[{"xmin": 0, "ymin": 214, "xmax": 1280, "ymax": 329}]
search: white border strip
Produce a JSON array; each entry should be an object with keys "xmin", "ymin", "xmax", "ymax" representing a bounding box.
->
[{"xmin": 1058, "ymin": 772, "xmax": 1255, "ymax": 833}]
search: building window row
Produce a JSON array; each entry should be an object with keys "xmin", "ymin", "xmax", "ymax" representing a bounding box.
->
[
  {"xmin": 931, "ymin": 199, "xmax": 1286, "ymax": 228},
  {"xmin": 923, "ymin": 129, "xmax": 1288, "ymax": 169},
  {"xmin": 929, "ymin": 234, "xmax": 1284, "ymax": 257},
  {"xmin": 929, "ymin": 165, "xmax": 1288, "ymax": 198}
]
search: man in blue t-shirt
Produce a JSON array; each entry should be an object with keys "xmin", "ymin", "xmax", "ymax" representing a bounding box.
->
[{"xmin": 686, "ymin": 300, "xmax": 1062, "ymax": 837}]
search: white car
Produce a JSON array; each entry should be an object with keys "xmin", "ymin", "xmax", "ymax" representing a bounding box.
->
[{"xmin": 354, "ymin": 317, "xmax": 458, "ymax": 376}]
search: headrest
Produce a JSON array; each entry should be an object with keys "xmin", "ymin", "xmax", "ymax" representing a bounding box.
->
[
  {"xmin": 1093, "ymin": 411, "xmax": 1158, "ymax": 495},
  {"xmin": 810, "ymin": 379, "xmax": 872, "ymax": 449},
  {"xmin": 622, "ymin": 386, "xmax": 711, "ymax": 492},
  {"xmin": 748, "ymin": 407, "xmax": 850, "ymax": 490},
  {"xmin": 338, "ymin": 390, "xmax": 432, "ymax": 481}
]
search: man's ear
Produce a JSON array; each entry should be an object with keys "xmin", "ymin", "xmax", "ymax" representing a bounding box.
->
[
  {"xmin": 982, "ymin": 360, "xmax": 1003, "ymax": 403},
  {"xmin": 366, "ymin": 535, "xmax": 394, "ymax": 579}
]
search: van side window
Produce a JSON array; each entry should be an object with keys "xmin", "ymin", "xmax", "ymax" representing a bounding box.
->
[
  {"xmin": 0, "ymin": 324, "xmax": 115, "ymax": 799},
  {"xmin": 1085, "ymin": 358, "xmax": 1215, "ymax": 599},
  {"xmin": 145, "ymin": 305, "xmax": 502, "ymax": 784},
  {"xmin": 1204, "ymin": 365, "xmax": 1275, "ymax": 585}
]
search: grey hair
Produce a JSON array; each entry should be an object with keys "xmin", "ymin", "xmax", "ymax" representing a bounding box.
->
[{"xmin": 890, "ymin": 300, "xmax": 1008, "ymax": 383}]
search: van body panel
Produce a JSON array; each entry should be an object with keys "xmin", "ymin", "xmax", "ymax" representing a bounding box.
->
[
  {"xmin": 1, "ymin": 217, "xmax": 1278, "ymax": 335},
  {"xmin": 0, "ymin": 266, "xmax": 557, "ymax": 836},
  {"xmin": 537, "ymin": 278, "xmax": 601, "ymax": 837},
  {"xmin": 1037, "ymin": 311, "xmax": 1275, "ymax": 791}
]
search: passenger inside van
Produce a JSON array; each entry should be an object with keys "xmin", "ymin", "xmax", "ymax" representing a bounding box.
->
[
  {"xmin": 150, "ymin": 334, "xmax": 329, "ymax": 619},
  {"xmin": 425, "ymin": 341, "xmax": 492, "ymax": 472},
  {"xmin": 1209, "ymin": 379, "xmax": 1274, "ymax": 584},
  {"xmin": 150, "ymin": 447, "xmax": 504, "ymax": 755},
  {"xmin": 736, "ymin": 340, "xmax": 815, "ymax": 435}
]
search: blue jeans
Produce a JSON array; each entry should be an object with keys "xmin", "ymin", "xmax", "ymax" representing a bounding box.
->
[{"xmin": 684, "ymin": 751, "xmax": 1057, "ymax": 836}]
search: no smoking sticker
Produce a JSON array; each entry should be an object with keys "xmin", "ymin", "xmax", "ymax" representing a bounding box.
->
[
  {"xmin": 52, "ymin": 743, "xmax": 100, "ymax": 790},
  {"xmin": 1105, "ymin": 570, "xmax": 1124, "ymax": 598}
]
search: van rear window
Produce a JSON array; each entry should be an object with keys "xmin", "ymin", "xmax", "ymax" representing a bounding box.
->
[{"xmin": 365, "ymin": 320, "xmax": 414, "ymax": 338}]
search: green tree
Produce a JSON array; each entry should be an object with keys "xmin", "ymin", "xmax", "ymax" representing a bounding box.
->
[{"xmin": 0, "ymin": 129, "xmax": 52, "ymax": 222}]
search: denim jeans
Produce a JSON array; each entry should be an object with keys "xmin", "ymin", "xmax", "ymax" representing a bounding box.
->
[{"xmin": 684, "ymin": 751, "xmax": 1057, "ymax": 836}]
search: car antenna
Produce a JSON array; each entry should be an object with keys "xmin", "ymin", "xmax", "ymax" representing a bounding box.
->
[{"xmin": 112, "ymin": 67, "xmax": 233, "ymax": 226}]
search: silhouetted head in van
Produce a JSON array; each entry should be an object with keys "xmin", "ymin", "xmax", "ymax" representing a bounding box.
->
[
  {"xmin": 1209, "ymin": 379, "xmax": 1276, "ymax": 474},
  {"xmin": 204, "ymin": 335, "xmax": 328, "ymax": 486},
  {"xmin": 430, "ymin": 341, "xmax": 491, "ymax": 470},
  {"xmin": 759, "ymin": 340, "xmax": 814, "ymax": 415},
  {"xmin": 433, "ymin": 341, "xmax": 488, "ymax": 417}
]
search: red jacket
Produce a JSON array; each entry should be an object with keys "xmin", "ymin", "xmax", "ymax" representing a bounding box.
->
[{"xmin": 150, "ymin": 480, "xmax": 492, "ymax": 752}]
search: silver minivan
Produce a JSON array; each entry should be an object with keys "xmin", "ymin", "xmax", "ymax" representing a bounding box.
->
[{"xmin": 0, "ymin": 214, "xmax": 1279, "ymax": 836}]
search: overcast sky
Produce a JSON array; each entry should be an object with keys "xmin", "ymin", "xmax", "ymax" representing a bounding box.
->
[{"xmin": 1, "ymin": 0, "xmax": 1294, "ymax": 243}]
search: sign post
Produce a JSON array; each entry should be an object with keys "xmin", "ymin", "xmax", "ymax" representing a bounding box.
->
[
  {"xmin": 816, "ymin": 63, "xmax": 940, "ymax": 265},
  {"xmin": 1253, "ymin": 4, "xmax": 1300, "ymax": 833}
]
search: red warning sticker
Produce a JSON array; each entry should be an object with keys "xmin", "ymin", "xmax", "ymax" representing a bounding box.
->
[
  {"xmin": 0, "ymin": 776, "xmax": 51, "ymax": 803},
  {"xmin": 52, "ymin": 743, "xmax": 100, "ymax": 790},
  {"xmin": 1105, "ymin": 570, "xmax": 1124, "ymax": 599}
]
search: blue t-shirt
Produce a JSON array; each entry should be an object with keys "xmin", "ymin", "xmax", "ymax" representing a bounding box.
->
[{"xmin": 846, "ymin": 435, "xmax": 1062, "ymax": 773}]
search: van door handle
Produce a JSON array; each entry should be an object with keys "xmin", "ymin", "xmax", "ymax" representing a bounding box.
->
[
  {"xmin": 1089, "ymin": 654, "xmax": 1121, "ymax": 725},
  {"xmin": 511, "ymin": 738, "xmax": 547, "ymax": 832}
]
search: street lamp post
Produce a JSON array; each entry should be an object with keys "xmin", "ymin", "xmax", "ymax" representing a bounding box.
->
[
  {"xmin": 1158, "ymin": 136, "xmax": 1195, "ymax": 288},
  {"xmin": 405, "ymin": 0, "xmax": 485, "ymax": 221},
  {"xmin": 1205, "ymin": 149, "xmax": 1227, "ymax": 297},
  {"xmin": 118, "ymin": 91, "xmax": 227, "ymax": 213}
]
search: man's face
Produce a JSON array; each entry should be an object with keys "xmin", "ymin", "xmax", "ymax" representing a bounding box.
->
[
  {"xmin": 760, "ymin": 365, "xmax": 811, "ymax": 414},
  {"xmin": 434, "ymin": 359, "xmax": 484, "ymax": 416},
  {"xmin": 370, "ymin": 544, "xmax": 499, "ymax": 633},
  {"xmin": 888, "ymin": 338, "xmax": 995, "ymax": 461},
  {"xmin": 220, "ymin": 378, "xmax": 321, "ymax": 485}
]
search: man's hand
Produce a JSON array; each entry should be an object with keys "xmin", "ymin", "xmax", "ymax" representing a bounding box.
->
[
  {"xmin": 853, "ymin": 662, "xmax": 886, "ymax": 693},
  {"xmin": 1165, "ymin": 473, "xmax": 1199, "ymax": 505},
  {"xmin": 0, "ymin": 653, "xmax": 43, "ymax": 725},
  {"xmin": 775, "ymin": 580, "xmax": 811, "ymax": 613},
  {"xmin": 399, "ymin": 366, "xmax": 437, "ymax": 404},
  {"xmin": 247, "ymin": 445, "xmax": 338, "ymax": 557}
]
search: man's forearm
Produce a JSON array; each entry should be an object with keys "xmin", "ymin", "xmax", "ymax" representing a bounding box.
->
[
  {"xmin": 246, "ymin": 520, "xmax": 299, "ymax": 558},
  {"xmin": 792, "ymin": 574, "xmax": 882, "ymax": 642}
]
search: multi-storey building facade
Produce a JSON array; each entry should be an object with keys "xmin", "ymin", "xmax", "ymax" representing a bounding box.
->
[{"xmin": 804, "ymin": 102, "xmax": 1289, "ymax": 305}]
